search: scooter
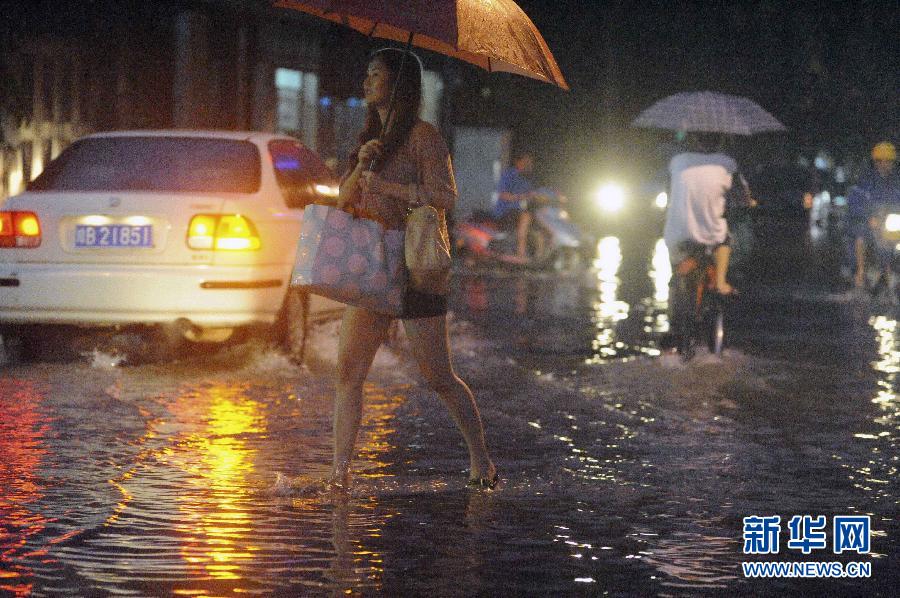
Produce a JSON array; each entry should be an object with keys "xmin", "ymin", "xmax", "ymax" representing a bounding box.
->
[
  {"xmin": 453, "ymin": 187, "xmax": 589, "ymax": 271},
  {"xmin": 864, "ymin": 206, "xmax": 900, "ymax": 300}
]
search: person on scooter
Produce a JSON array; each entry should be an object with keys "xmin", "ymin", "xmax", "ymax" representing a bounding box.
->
[
  {"xmin": 847, "ymin": 141, "xmax": 900, "ymax": 289},
  {"xmin": 495, "ymin": 151, "xmax": 537, "ymax": 262},
  {"xmin": 663, "ymin": 133, "xmax": 749, "ymax": 296}
]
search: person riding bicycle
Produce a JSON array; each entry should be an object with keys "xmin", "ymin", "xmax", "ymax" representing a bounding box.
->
[
  {"xmin": 663, "ymin": 133, "xmax": 751, "ymax": 296},
  {"xmin": 846, "ymin": 141, "xmax": 900, "ymax": 289}
]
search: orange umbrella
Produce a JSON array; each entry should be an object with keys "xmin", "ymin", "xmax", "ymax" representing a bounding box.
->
[{"xmin": 274, "ymin": 0, "xmax": 569, "ymax": 90}]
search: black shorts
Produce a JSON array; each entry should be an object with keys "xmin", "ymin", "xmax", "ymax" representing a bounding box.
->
[{"xmin": 401, "ymin": 288, "xmax": 448, "ymax": 319}]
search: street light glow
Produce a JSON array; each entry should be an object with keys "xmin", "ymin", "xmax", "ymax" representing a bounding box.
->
[{"xmin": 594, "ymin": 183, "xmax": 625, "ymax": 213}]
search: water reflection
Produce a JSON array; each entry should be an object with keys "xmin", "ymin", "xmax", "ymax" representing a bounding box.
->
[
  {"xmin": 463, "ymin": 277, "xmax": 489, "ymax": 312},
  {"xmin": 355, "ymin": 385, "xmax": 404, "ymax": 482},
  {"xmin": 328, "ymin": 498, "xmax": 388, "ymax": 594},
  {"xmin": 650, "ymin": 238, "xmax": 672, "ymax": 305},
  {"xmin": 167, "ymin": 386, "xmax": 265, "ymax": 585},
  {"xmin": 56, "ymin": 378, "xmax": 405, "ymax": 595},
  {"xmin": 0, "ymin": 381, "xmax": 48, "ymax": 597},
  {"xmin": 640, "ymin": 239, "xmax": 672, "ymax": 340},
  {"xmin": 588, "ymin": 237, "xmax": 629, "ymax": 362},
  {"xmin": 862, "ymin": 316, "xmax": 899, "ymax": 504},
  {"xmin": 637, "ymin": 530, "xmax": 737, "ymax": 589}
]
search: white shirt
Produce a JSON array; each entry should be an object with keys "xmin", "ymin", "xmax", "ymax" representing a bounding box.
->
[{"xmin": 663, "ymin": 151, "xmax": 737, "ymax": 258}]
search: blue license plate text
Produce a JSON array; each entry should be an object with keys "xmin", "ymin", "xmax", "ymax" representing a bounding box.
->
[{"xmin": 75, "ymin": 225, "xmax": 153, "ymax": 248}]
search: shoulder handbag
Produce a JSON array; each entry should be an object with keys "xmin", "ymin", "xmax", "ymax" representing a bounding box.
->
[
  {"xmin": 405, "ymin": 204, "xmax": 451, "ymax": 295},
  {"xmin": 291, "ymin": 203, "xmax": 406, "ymax": 316}
]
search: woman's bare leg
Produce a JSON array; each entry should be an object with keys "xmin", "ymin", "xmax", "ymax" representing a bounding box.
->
[
  {"xmin": 333, "ymin": 306, "xmax": 393, "ymax": 486},
  {"xmin": 402, "ymin": 315, "xmax": 495, "ymax": 480}
]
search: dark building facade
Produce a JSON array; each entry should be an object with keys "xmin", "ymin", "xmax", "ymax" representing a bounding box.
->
[{"xmin": 0, "ymin": 0, "xmax": 449, "ymax": 202}]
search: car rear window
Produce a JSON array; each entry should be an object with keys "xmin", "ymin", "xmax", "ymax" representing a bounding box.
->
[{"xmin": 28, "ymin": 137, "xmax": 261, "ymax": 193}]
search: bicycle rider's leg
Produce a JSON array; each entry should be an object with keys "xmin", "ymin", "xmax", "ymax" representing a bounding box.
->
[
  {"xmin": 533, "ymin": 224, "xmax": 547, "ymax": 261},
  {"xmin": 854, "ymin": 236, "xmax": 867, "ymax": 288},
  {"xmin": 857, "ymin": 216, "xmax": 883, "ymax": 289},
  {"xmin": 516, "ymin": 210, "xmax": 533, "ymax": 261},
  {"xmin": 873, "ymin": 234, "xmax": 893, "ymax": 288},
  {"xmin": 713, "ymin": 243, "xmax": 733, "ymax": 294},
  {"xmin": 851, "ymin": 236, "xmax": 864, "ymax": 288},
  {"xmin": 665, "ymin": 241, "xmax": 699, "ymax": 353}
]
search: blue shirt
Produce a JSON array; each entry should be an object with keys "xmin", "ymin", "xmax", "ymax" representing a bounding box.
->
[
  {"xmin": 494, "ymin": 167, "xmax": 533, "ymax": 218},
  {"xmin": 847, "ymin": 169, "xmax": 900, "ymax": 221}
]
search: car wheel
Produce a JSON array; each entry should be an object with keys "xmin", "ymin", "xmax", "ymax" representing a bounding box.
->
[
  {"xmin": 0, "ymin": 328, "xmax": 40, "ymax": 365},
  {"xmin": 1, "ymin": 333, "xmax": 24, "ymax": 364},
  {"xmin": 129, "ymin": 324, "xmax": 183, "ymax": 364},
  {"xmin": 279, "ymin": 288, "xmax": 310, "ymax": 365}
]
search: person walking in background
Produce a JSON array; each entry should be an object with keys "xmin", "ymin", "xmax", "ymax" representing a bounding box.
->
[
  {"xmin": 332, "ymin": 48, "xmax": 497, "ymax": 490},
  {"xmin": 494, "ymin": 151, "xmax": 537, "ymax": 262},
  {"xmin": 663, "ymin": 133, "xmax": 749, "ymax": 295},
  {"xmin": 847, "ymin": 141, "xmax": 900, "ymax": 289}
]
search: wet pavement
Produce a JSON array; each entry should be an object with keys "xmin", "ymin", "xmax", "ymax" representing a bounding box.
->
[{"xmin": 1, "ymin": 216, "xmax": 898, "ymax": 596}]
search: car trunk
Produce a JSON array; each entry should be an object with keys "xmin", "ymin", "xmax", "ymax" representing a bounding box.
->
[{"xmin": 2, "ymin": 191, "xmax": 225, "ymax": 265}]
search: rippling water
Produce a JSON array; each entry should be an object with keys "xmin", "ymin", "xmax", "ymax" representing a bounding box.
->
[{"xmin": 1, "ymin": 225, "xmax": 898, "ymax": 596}]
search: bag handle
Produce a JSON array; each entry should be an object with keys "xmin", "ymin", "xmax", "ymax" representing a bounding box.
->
[{"xmin": 404, "ymin": 138, "xmax": 428, "ymax": 219}]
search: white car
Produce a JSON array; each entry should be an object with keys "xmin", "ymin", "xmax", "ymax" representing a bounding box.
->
[{"xmin": 0, "ymin": 130, "xmax": 344, "ymax": 361}]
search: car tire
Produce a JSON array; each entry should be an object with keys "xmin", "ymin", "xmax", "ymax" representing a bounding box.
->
[
  {"xmin": 131, "ymin": 325, "xmax": 183, "ymax": 364},
  {"xmin": 1, "ymin": 333, "xmax": 24, "ymax": 364},
  {"xmin": 278, "ymin": 288, "xmax": 310, "ymax": 365},
  {"xmin": 0, "ymin": 328, "xmax": 40, "ymax": 365}
]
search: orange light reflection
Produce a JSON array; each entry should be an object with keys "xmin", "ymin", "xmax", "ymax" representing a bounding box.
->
[
  {"xmin": 0, "ymin": 380, "xmax": 48, "ymax": 597},
  {"xmin": 168, "ymin": 385, "xmax": 264, "ymax": 586}
]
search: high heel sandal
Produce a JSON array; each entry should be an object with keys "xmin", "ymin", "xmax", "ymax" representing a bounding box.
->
[{"xmin": 467, "ymin": 471, "xmax": 499, "ymax": 489}]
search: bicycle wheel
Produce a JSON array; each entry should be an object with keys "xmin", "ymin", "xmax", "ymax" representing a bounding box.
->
[{"xmin": 705, "ymin": 299, "xmax": 725, "ymax": 355}]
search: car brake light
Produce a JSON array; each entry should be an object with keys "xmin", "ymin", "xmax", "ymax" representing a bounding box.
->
[
  {"xmin": 0, "ymin": 211, "xmax": 42, "ymax": 248},
  {"xmin": 215, "ymin": 215, "xmax": 261, "ymax": 250},
  {"xmin": 187, "ymin": 214, "xmax": 260, "ymax": 251},
  {"xmin": 187, "ymin": 215, "xmax": 218, "ymax": 249}
]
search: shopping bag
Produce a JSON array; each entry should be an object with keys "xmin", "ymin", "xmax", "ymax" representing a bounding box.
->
[{"xmin": 290, "ymin": 203, "xmax": 406, "ymax": 316}]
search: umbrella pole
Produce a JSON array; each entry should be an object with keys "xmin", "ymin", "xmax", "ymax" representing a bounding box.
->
[{"xmin": 370, "ymin": 31, "xmax": 414, "ymax": 170}]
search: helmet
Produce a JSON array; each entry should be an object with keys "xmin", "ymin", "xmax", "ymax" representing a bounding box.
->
[{"xmin": 872, "ymin": 141, "xmax": 897, "ymax": 162}]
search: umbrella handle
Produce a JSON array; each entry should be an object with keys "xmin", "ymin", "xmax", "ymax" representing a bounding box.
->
[{"xmin": 369, "ymin": 31, "xmax": 415, "ymax": 171}]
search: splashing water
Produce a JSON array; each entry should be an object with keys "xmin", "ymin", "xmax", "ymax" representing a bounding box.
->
[{"xmin": 86, "ymin": 349, "xmax": 126, "ymax": 369}]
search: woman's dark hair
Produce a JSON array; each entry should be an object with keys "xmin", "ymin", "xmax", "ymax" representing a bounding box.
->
[{"xmin": 352, "ymin": 48, "xmax": 422, "ymax": 172}]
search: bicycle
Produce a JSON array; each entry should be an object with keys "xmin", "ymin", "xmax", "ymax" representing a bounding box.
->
[{"xmin": 667, "ymin": 243, "xmax": 727, "ymax": 359}]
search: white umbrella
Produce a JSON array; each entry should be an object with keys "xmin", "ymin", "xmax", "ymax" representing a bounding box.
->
[{"xmin": 632, "ymin": 91, "xmax": 786, "ymax": 135}]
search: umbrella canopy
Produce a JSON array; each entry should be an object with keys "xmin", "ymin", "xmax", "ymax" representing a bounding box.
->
[
  {"xmin": 632, "ymin": 91, "xmax": 786, "ymax": 135},
  {"xmin": 274, "ymin": 0, "xmax": 569, "ymax": 90}
]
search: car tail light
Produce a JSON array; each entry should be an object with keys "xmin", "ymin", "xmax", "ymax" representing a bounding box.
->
[
  {"xmin": 0, "ymin": 211, "xmax": 42, "ymax": 248},
  {"xmin": 187, "ymin": 214, "xmax": 260, "ymax": 251}
]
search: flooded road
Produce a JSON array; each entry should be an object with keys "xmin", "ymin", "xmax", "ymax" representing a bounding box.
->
[{"xmin": 1, "ymin": 217, "xmax": 897, "ymax": 596}]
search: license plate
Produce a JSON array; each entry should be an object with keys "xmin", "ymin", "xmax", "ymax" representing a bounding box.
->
[{"xmin": 75, "ymin": 225, "xmax": 153, "ymax": 248}]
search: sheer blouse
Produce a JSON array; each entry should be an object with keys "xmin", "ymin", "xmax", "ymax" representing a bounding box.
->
[{"xmin": 352, "ymin": 120, "xmax": 456, "ymax": 232}]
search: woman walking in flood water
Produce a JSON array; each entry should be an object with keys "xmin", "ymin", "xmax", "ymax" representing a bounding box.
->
[{"xmin": 332, "ymin": 48, "xmax": 496, "ymax": 489}]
